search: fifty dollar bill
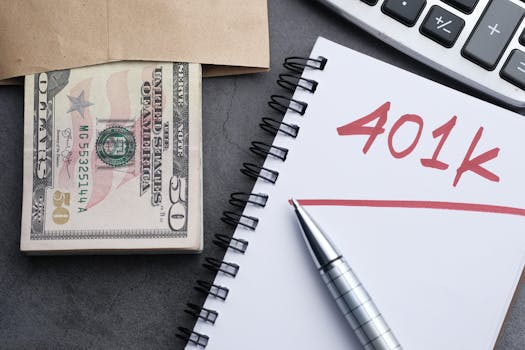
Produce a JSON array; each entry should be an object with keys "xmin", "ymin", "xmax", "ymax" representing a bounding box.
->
[{"xmin": 21, "ymin": 62, "xmax": 202, "ymax": 254}]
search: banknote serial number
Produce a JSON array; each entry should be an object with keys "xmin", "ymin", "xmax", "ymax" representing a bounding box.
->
[{"xmin": 77, "ymin": 125, "xmax": 90, "ymax": 212}]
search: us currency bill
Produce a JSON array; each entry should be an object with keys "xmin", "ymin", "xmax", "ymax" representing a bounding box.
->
[{"xmin": 21, "ymin": 62, "xmax": 202, "ymax": 254}]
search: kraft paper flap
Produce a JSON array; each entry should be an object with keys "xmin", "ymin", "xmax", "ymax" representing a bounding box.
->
[{"xmin": 0, "ymin": 0, "xmax": 269, "ymax": 81}]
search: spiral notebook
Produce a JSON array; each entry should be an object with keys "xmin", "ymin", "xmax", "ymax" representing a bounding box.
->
[{"xmin": 181, "ymin": 37, "xmax": 525, "ymax": 349}]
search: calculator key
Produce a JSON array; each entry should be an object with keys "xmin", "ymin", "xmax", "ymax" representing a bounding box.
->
[
  {"xmin": 462, "ymin": 0, "xmax": 525, "ymax": 71},
  {"xmin": 362, "ymin": 0, "xmax": 379, "ymax": 5},
  {"xmin": 420, "ymin": 6, "xmax": 465, "ymax": 48},
  {"xmin": 501, "ymin": 50, "xmax": 525, "ymax": 90},
  {"xmin": 520, "ymin": 29, "xmax": 525, "ymax": 46},
  {"xmin": 382, "ymin": 0, "xmax": 427, "ymax": 27},
  {"xmin": 441, "ymin": 0, "xmax": 478, "ymax": 14}
]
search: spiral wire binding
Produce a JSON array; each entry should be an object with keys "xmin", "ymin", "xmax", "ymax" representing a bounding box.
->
[
  {"xmin": 283, "ymin": 56, "xmax": 327, "ymax": 73},
  {"xmin": 177, "ymin": 55, "xmax": 327, "ymax": 348},
  {"xmin": 202, "ymin": 257, "xmax": 240, "ymax": 277},
  {"xmin": 240, "ymin": 163, "xmax": 279, "ymax": 183},
  {"xmin": 184, "ymin": 303, "xmax": 219, "ymax": 324},
  {"xmin": 250, "ymin": 141, "xmax": 288, "ymax": 161},
  {"xmin": 259, "ymin": 117, "xmax": 300, "ymax": 138},
  {"xmin": 268, "ymin": 95, "xmax": 308, "ymax": 115},
  {"xmin": 221, "ymin": 211, "xmax": 259, "ymax": 230},
  {"xmin": 176, "ymin": 327, "xmax": 209, "ymax": 348},
  {"xmin": 228, "ymin": 192, "xmax": 268, "ymax": 208},
  {"xmin": 213, "ymin": 234, "xmax": 249, "ymax": 253},
  {"xmin": 277, "ymin": 74, "xmax": 318, "ymax": 93},
  {"xmin": 194, "ymin": 280, "xmax": 229, "ymax": 301}
]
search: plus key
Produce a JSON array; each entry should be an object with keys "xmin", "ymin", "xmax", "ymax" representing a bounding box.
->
[
  {"xmin": 462, "ymin": 0, "xmax": 525, "ymax": 70},
  {"xmin": 487, "ymin": 23, "xmax": 501, "ymax": 36}
]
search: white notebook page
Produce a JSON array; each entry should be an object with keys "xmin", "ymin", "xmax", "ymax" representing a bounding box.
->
[{"xmin": 189, "ymin": 37, "xmax": 525, "ymax": 350}]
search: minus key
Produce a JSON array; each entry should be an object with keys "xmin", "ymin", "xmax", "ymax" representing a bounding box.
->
[{"xmin": 501, "ymin": 50, "xmax": 525, "ymax": 91}]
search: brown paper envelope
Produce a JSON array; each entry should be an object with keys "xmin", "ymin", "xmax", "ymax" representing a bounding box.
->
[{"xmin": 0, "ymin": 0, "xmax": 269, "ymax": 81}]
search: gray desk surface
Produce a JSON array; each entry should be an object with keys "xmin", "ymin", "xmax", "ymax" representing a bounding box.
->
[{"xmin": 0, "ymin": 0, "xmax": 523, "ymax": 349}]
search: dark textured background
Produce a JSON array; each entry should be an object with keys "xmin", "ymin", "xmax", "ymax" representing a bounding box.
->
[{"xmin": 0, "ymin": 0, "xmax": 523, "ymax": 349}]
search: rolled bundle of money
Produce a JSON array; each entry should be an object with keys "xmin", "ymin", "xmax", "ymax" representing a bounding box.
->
[{"xmin": 21, "ymin": 62, "xmax": 202, "ymax": 254}]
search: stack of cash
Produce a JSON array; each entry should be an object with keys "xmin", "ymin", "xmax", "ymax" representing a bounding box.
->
[{"xmin": 21, "ymin": 62, "xmax": 203, "ymax": 254}]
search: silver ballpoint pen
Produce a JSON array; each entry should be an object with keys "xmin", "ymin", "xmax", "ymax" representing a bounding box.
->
[{"xmin": 291, "ymin": 199, "xmax": 402, "ymax": 350}]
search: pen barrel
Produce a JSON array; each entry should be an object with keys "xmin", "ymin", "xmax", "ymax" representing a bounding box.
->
[{"xmin": 320, "ymin": 258, "xmax": 402, "ymax": 350}]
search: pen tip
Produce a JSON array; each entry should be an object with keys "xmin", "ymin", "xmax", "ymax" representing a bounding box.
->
[{"xmin": 290, "ymin": 198, "xmax": 300, "ymax": 209}]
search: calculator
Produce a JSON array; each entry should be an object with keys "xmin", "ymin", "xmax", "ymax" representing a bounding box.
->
[{"xmin": 317, "ymin": 0, "xmax": 525, "ymax": 109}]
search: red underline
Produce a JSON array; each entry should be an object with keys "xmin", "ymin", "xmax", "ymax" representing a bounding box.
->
[{"xmin": 295, "ymin": 199, "xmax": 525, "ymax": 217}]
